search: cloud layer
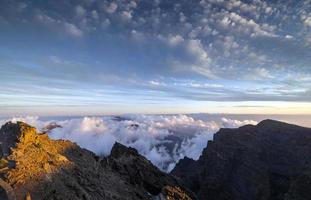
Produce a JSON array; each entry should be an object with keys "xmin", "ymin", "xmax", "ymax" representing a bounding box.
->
[{"xmin": 0, "ymin": 114, "xmax": 257, "ymax": 171}]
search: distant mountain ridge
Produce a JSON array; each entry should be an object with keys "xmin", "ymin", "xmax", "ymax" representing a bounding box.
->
[{"xmin": 171, "ymin": 119, "xmax": 311, "ymax": 200}]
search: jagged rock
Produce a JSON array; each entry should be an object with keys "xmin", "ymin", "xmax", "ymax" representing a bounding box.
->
[
  {"xmin": 106, "ymin": 142, "xmax": 194, "ymax": 198},
  {"xmin": 41, "ymin": 122, "xmax": 62, "ymax": 134},
  {"xmin": 0, "ymin": 122, "xmax": 37, "ymax": 157},
  {"xmin": 171, "ymin": 119, "xmax": 311, "ymax": 200},
  {"xmin": 112, "ymin": 116, "xmax": 130, "ymax": 122},
  {"xmin": 0, "ymin": 121, "xmax": 193, "ymax": 200}
]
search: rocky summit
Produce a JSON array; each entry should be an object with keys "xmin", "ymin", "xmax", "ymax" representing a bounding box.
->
[
  {"xmin": 171, "ymin": 119, "xmax": 311, "ymax": 200},
  {"xmin": 0, "ymin": 121, "xmax": 192, "ymax": 200}
]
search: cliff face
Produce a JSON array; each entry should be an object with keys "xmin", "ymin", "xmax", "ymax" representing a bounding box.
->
[
  {"xmin": 171, "ymin": 119, "xmax": 311, "ymax": 200},
  {"xmin": 0, "ymin": 121, "xmax": 192, "ymax": 200}
]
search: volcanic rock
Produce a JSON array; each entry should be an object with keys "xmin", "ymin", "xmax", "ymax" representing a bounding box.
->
[
  {"xmin": 171, "ymin": 119, "xmax": 311, "ymax": 200},
  {"xmin": 0, "ymin": 121, "xmax": 193, "ymax": 200}
]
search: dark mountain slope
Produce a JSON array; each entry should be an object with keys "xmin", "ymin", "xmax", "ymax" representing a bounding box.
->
[{"xmin": 171, "ymin": 119, "xmax": 311, "ymax": 200}]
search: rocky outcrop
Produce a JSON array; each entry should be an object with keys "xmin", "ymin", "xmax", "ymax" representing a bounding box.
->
[
  {"xmin": 40, "ymin": 122, "xmax": 62, "ymax": 134},
  {"xmin": 0, "ymin": 121, "xmax": 193, "ymax": 200},
  {"xmin": 105, "ymin": 142, "xmax": 194, "ymax": 199},
  {"xmin": 171, "ymin": 119, "xmax": 311, "ymax": 200},
  {"xmin": 0, "ymin": 122, "xmax": 37, "ymax": 157}
]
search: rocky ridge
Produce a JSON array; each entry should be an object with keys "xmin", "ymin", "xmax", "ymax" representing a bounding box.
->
[
  {"xmin": 171, "ymin": 119, "xmax": 311, "ymax": 200},
  {"xmin": 0, "ymin": 121, "xmax": 192, "ymax": 200}
]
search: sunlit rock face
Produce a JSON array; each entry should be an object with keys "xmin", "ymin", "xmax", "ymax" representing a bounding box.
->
[
  {"xmin": 0, "ymin": 122, "xmax": 193, "ymax": 200},
  {"xmin": 171, "ymin": 119, "xmax": 311, "ymax": 200},
  {"xmin": 0, "ymin": 122, "xmax": 37, "ymax": 156}
]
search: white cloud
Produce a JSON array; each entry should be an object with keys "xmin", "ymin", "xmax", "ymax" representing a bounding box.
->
[
  {"xmin": 255, "ymin": 67, "xmax": 274, "ymax": 78},
  {"xmin": 101, "ymin": 18, "xmax": 111, "ymax": 29},
  {"xmin": 35, "ymin": 13, "xmax": 84, "ymax": 37},
  {"xmin": 285, "ymin": 35, "xmax": 294, "ymax": 39},
  {"xmin": 49, "ymin": 55, "xmax": 63, "ymax": 64},
  {"xmin": 149, "ymin": 80, "xmax": 162, "ymax": 86},
  {"xmin": 303, "ymin": 16, "xmax": 311, "ymax": 27},
  {"xmin": 220, "ymin": 12, "xmax": 277, "ymax": 37},
  {"xmin": 186, "ymin": 39, "xmax": 210, "ymax": 63},
  {"xmin": 129, "ymin": 1, "xmax": 137, "ymax": 9},
  {"xmin": 91, "ymin": 10, "xmax": 99, "ymax": 20},
  {"xmin": 120, "ymin": 10, "xmax": 133, "ymax": 21},
  {"xmin": 167, "ymin": 38, "xmax": 215, "ymax": 78},
  {"xmin": 35, "ymin": 13, "xmax": 57, "ymax": 24},
  {"xmin": 191, "ymin": 65, "xmax": 216, "ymax": 79},
  {"xmin": 131, "ymin": 30, "xmax": 144, "ymax": 40},
  {"xmin": 0, "ymin": 115, "xmax": 258, "ymax": 172},
  {"xmin": 105, "ymin": 2, "xmax": 118, "ymax": 14},
  {"xmin": 246, "ymin": 67, "xmax": 274, "ymax": 80},
  {"xmin": 75, "ymin": 5, "xmax": 86, "ymax": 17},
  {"xmin": 64, "ymin": 22, "xmax": 83, "ymax": 37},
  {"xmin": 167, "ymin": 35, "xmax": 184, "ymax": 46}
]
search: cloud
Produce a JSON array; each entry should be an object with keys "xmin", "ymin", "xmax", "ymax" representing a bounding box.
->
[
  {"xmin": 75, "ymin": 5, "xmax": 86, "ymax": 17},
  {"xmin": 91, "ymin": 10, "xmax": 99, "ymax": 20},
  {"xmin": 0, "ymin": 0, "xmax": 310, "ymax": 105},
  {"xmin": 220, "ymin": 12, "xmax": 277, "ymax": 37},
  {"xmin": 105, "ymin": 2, "xmax": 118, "ymax": 14},
  {"xmin": 303, "ymin": 16, "xmax": 311, "ymax": 27},
  {"xmin": 64, "ymin": 22, "xmax": 83, "ymax": 37},
  {"xmin": 186, "ymin": 39, "xmax": 210, "ymax": 63},
  {"xmin": 120, "ymin": 10, "xmax": 133, "ymax": 21},
  {"xmin": 167, "ymin": 35, "xmax": 184, "ymax": 46},
  {"xmin": 0, "ymin": 115, "xmax": 258, "ymax": 172},
  {"xmin": 245, "ymin": 67, "xmax": 274, "ymax": 80}
]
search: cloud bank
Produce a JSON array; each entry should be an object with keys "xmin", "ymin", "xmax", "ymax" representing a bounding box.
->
[{"xmin": 0, "ymin": 115, "xmax": 257, "ymax": 171}]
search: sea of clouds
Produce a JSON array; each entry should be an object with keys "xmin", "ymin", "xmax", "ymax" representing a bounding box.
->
[{"xmin": 0, "ymin": 115, "xmax": 257, "ymax": 171}]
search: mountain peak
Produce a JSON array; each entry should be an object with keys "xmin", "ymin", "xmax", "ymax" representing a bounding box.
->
[
  {"xmin": 109, "ymin": 142, "xmax": 139, "ymax": 159},
  {"xmin": 172, "ymin": 119, "xmax": 311, "ymax": 200},
  {"xmin": 257, "ymin": 119, "xmax": 292, "ymax": 127},
  {"xmin": 253, "ymin": 119, "xmax": 311, "ymax": 133},
  {"xmin": 0, "ymin": 121, "xmax": 37, "ymax": 157},
  {"xmin": 0, "ymin": 121, "xmax": 194, "ymax": 200}
]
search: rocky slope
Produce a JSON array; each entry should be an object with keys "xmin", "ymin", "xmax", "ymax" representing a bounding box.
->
[
  {"xmin": 0, "ymin": 121, "xmax": 193, "ymax": 200},
  {"xmin": 171, "ymin": 119, "xmax": 311, "ymax": 200}
]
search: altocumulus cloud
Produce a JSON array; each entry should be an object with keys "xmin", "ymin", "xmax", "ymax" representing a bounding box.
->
[
  {"xmin": 0, "ymin": 0, "xmax": 311, "ymax": 108},
  {"xmin": 0, "ymin": 115, "xmax": 257, "ymax": 171}
]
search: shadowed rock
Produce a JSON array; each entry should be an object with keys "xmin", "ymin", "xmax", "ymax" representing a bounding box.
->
[
  {"xmin": 41, "ymin": 122, "xmax": 62, "ymax": 134},
  {"xmin": 171, "ymin": 119, "xmax": 311, "ymax": 200}
]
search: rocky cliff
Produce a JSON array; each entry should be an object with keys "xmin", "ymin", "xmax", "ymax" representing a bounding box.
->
[
  {"xmin": 171, "ymin": 119, "xmax": 311, "ymax": 200},
  {"xmin": 0, "ymin": 121, "xmax": 192, "ymax": 200}
]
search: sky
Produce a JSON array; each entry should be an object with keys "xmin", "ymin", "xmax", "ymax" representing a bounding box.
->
[{"xmin": 0, "ymin": 0, "xmax": 311, "ymax": 116}]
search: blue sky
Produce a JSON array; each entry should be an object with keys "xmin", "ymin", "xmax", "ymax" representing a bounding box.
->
[{"xmin": 0, "ymin": 0, "xmax": 311, "ymax": 115}]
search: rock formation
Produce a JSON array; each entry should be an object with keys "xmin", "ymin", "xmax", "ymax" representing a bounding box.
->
[
  {"xmin": 0, "ymin": 121, "xmax": 192, "ymax": 200},
  {"xmin": 171, "ymin": 119, "xmax": 311, "ymax": 200}
]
